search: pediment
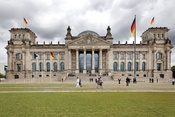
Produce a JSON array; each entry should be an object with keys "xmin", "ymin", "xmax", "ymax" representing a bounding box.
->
[{"xmin": 68, "ymin": 34, "xmax": 110, "ymax": 45}]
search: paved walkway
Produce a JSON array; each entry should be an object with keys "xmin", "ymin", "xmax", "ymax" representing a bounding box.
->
[{"xmin": 0, "ymin": 80, "xmax": 175, "ymax": 93}]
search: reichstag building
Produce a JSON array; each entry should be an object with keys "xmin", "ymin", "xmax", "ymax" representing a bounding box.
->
[{"xmin": 5, "ymin": 26, "xmax": 173, "ymax": 80}]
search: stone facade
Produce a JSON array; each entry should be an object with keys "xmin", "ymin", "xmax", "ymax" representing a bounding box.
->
[{"xmin": 5, "ymin": 26, "xmax": 173, "ymax": 80}]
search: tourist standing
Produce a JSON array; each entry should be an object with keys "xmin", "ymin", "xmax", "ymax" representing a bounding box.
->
[
  {"xmin": 118, "ymin": 78, "xmax": 121, "ymax": 84},
  {"xmin": 126, "ymin": 77, "xmax": 130, "ymax": 86},
  {"xmin": 172, "ymin": 79, "xmax": 175, "ymax": 85}
]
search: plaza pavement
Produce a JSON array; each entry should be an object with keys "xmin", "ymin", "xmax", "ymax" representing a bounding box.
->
[{"xmin": 0, "ymin": 79, "xmax": 175, "ymax": 93}]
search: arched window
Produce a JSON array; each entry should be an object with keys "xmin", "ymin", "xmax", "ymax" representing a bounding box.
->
[
  {"xmin": 136, "ymin": 62, "xmax": 139, "ymax": 71},
  {"xmin": 120, "ymin": 62, "xmax": 125, "ymax": 71},
  {"xmin": 39, "ymin": 62, "xmax": 43, "ymax": 71},
  {"xmin": 60, "ymin": 62, "xmax": 64, "ymax": 71},
  {"xmin": 156, "ymin": 52, "xmax": 162, "ymax": 59},
  {"xmin": 46, "ymin": 62, "xmax": 50, "ymax": 72},
  {"xmin": 32, "ymin": 62, "xmax": 36, "ymax": 71},
  {"xmin": 113, "ymin": 62, "xmax": 117, "ymax": 71},
  {"xmin": 127, "ymin": 62, "xmax": 131, "ymax": 71},
  {"xmin": 53, "ymin": 62, "xmax": 57, "ymax": 72},
  {"xmin": 142, "ymin": 62, "xmax": 146, "ymax": 71},
  {"xmin": 16, "ymin": 53, "xmax": 22, "ymax": 60}
]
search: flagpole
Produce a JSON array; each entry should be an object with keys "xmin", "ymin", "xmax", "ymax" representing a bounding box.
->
[
  {"xmin": 134, "ymin": 15, "xmax": 137, "ymax": 83},
  {"xmin": 50, "ymin": 58, "xmax": 51, "ymax": 82}
]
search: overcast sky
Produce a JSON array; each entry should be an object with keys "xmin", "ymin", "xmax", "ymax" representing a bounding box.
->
[{"xmin": 0, "ymin": 0, "xmax": 175, "ymax": 69}]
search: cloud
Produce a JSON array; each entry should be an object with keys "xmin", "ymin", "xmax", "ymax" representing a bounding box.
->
[{"xmin": 0, "ymin": 0, "xmax": 175, "ymax": 67}]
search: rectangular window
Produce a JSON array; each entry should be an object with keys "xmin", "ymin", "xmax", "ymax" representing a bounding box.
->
[
  {"xmin": 136, "ymin": 54, "xmax": 139, "ymax": 59},
  {"xmin": 121, "ymin": 54, "xmax": 125, "ymax": 59},
  {"xmin": 54, "ymin": 54, "xmax": 57, "ymax": 59},
  {"xmin": 114, "ymin": 54, "xmax": 117, "ymax": 59},
  {"xmin": 127, "ymin": 54, "xmax": 132, "ymax": 59},
  {"xmin": 142, "ymin": 54, "xmax": 146, "ymax": 59},
  {"xmin": 60, "ymin": 54, "xmax": 64, "ymax": 60},
  {"xmin": 39, "ymin": 54, "xmax": 43, "ymax": 59},
  {"xmin": 17, "ymin": 64, "xmax": 22, "ymax": 72},
  {"xmin": 47, "ymin": 54, "xmax": 50, "ymax": 60},
  {"xmin": 157, "ymin": 63, "xmax": 161, "ymax": 71}
]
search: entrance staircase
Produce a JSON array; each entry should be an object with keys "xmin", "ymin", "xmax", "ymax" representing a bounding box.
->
[{"xmin": 65, "ymin": 73, "xmax": 113, "ymax": 82}]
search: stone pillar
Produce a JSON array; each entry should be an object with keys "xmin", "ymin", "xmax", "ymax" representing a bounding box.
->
[
  {"xmin": 57, "ymin": 52, "xmax": 60, "ymax": 71},
  {"xmin": 153, "ymin": 51, "xmax": 157, "ymax": 70},
  {"xmin": 83, "ymin": 49, "xmax": 86, "ymax": 73},
  {"xmin": 167, "ymin": 50, "xmax": 170, "ymax": 70},
  {"xmin": 7, "ymin": 52, "xmax": 11, "ymax": 70},
  {"xmin": 36, "ymin": 53, "xmax": 39, "ymax": 71},
  {"xmin": 91, "ymin": 49, "xmax": 95, "ymax": 73},
  {"xmin": 99, "ymin": 49, "xmax": 102, "ymax": 72},
  {"xmin": 76, "ymin": 49, "xmax": 79, "ymax": 73},
  {"xmin": 132, "ymin": 52, "xmax": 134, "ymax": 71},
  {"xmin": 139, "ymin": 52, "xmax": 142, "ymax": 71},
  {"xmin": 69, "ymin": 49, "xmax": 72, "ymax": 71},
  {"xmin": 22, "ymin": 51, "xmax": 25, "ymax": 70},
  {"xmin": 43, "ymin": 53, "xmax": 46, "ymax": 71},
  {"xmin": 50, "ymin": 57, "xmax": 53, "ymax": 71},
  {"xmin": 125, "ymin": 52, "xmax": 127, "ymax": 71},
  {"xmin": 118, "ymin": 52, "xmax": 120, "ymax": 71}
]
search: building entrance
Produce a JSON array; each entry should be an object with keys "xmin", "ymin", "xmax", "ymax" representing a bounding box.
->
[{"xmin": 79, "ymin": 52, "xmax": 99, "ymax": 73}]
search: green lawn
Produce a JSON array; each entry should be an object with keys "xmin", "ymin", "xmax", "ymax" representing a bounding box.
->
[{"xmin": 0, "ymin": 92, "xmax": 174, "ymax": 117}]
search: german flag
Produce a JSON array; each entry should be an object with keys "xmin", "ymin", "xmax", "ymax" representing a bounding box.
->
[
  {"xmin": 151, "ymin": 17, "xmax": 154, "ymax": 25},
  {"xmin": 131, "ymin": 17, "xmax": 136, "ymax": 37},
  {"xmin": 50, "ymin": 52, "xmax": 54, "ymax": 60},
  {"xmin": 24, "ymin": 18, "xmax": 28, "ymax": 25}
]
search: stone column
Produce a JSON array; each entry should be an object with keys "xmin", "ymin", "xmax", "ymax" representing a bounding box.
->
[
  {"xmin": 132, "ymin": 52, "xmax": 134, "ymax": 71},
  {"xmin": 43, "ymin": 53, "xmax": 46, "ymax": 71},
  {"xmin": 36, "ymin": 53, "xmax": 39, "ymax": 71},
  {"xmin": 76, "ymin": 49, "xmax": 79, "ymax": 73},
  {"xmin": 50, "ymin": 55, "xmax": 53, "ymax": 71},
  {"xmin": 167, "ymin": 50, "xmax": 170, "ymax": 70},
  {"xmin": 22, "ymin": 51, "xmax": 25, "ymax": 70},
  {"xmin": 125, "ymin": 52, "xmax": 127, "ymax": 71},
  {"xmin": 153, "ymin": 51, "xmax": 157, "ymax": 70},
  {"xmin": 69, "ymin": 49, "xmax": 72, "ymax": 71},
  {"xmin": 91, "ymin": 49, "xmax": 95, "ymax": 73},
  {"xmin": 57, "ymin": 52, "xmax": 60, "ymax": 71},
  {"xmin": 83, "ymin": 49, "xmax": 86, "ymax": 73},
  {"xmin": 7, "ymin": 52, "xmax": 11, "ymax": 70},
  {"xmin": 99, "ymin": 49, "xmax": 102, "ymax": 72},
  {"xmin": 139, "ymin": 52, "xmax": 142, "ymax": 71},
  {"xmin": 118, "ymin": 52, "xmax": 120, "ymax": 71}
]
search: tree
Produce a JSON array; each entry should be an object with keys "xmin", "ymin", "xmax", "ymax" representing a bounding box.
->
[
  {"xmin": 0, "ymin": 73, "xmax": 5, "ymax": 78},
  {"xmin": 171, "ymin": 66, "xmax": 175, "ymax": 78}
]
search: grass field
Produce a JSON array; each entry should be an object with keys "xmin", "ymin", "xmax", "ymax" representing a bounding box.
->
[
  {"xmin": 0, "ymin": 83, "xmax": 174, "ymax": 117},
  {"xmin": 0, "ymin": 92, "xmax": 174, "ymax": 117}
]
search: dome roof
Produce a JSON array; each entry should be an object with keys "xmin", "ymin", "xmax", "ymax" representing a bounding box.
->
[{"xmin": 78, "ymin": 30, "xmax": 99, "ymax": 37}]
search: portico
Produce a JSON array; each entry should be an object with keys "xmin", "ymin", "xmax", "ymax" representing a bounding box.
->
[{"xmin": 68, "ymin": 47, "xmax": 109, "ymax": 74}]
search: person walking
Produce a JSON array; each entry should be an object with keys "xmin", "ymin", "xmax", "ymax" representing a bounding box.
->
[
  {"xmin": 79, "ymin": 78, "xmax": 82, "ymax": 87},
  {"xmin": 96, "ymin": 77, "xmax": 100, "ymax": 88},
  {"xmin": 99, "ymin": 77, "xmax": 103, "ymax": 88},
  {"xmin": 76, "ymin": 77, "xmax": 80, "ymax": 87}
]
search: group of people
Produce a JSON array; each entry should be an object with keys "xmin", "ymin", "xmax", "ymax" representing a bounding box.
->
[
  {"xmin": 95, "ymin": 77, "xmax": 103, "ymax": 88},
  {"xmin": 76, "ymin": 77, "xmax": 103, "ymax": 88}
]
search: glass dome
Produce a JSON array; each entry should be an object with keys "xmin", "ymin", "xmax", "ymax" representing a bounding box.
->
[{"xmin": 78, "ymin": 30, "xmax": 99, "ymax": 37}]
